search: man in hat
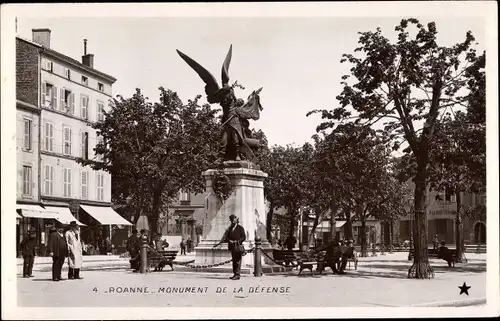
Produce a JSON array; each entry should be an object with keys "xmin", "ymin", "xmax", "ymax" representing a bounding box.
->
[
  {"xmin": 48, "ymin": 222, "xmax": 68, "ymax": 281},
  {"xmin": 65, "ymin": 221, "xmax": 83, "ymax": 279},
  {"xmin": 20, "ymin": 227, "xmax": 37, "ymax": 278},
  {"xmin": 214, "ymin": 214, "xmax": 246, "ymax": 280},
  {"xmin": 127, "ymin": 229, "xmax": 140, "ymax": 270}
]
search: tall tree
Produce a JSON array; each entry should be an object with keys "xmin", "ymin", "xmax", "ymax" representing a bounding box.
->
[
  {"xmin": 78, "ymin": 88, "xmax": 221, "ymax": 234},
  {"xmin": 309, "ymin": 19, "xmax": 482, "ymax": 278}
]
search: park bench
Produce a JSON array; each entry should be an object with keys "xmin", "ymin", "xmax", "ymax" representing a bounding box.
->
[
  {"xmin": 408, "ymin": 248, "xmax": 463, "ymax": 263},
  {"xmin": 148, "ymin": 249, "xmax": 178, "ymax": 271},
  {"xmin": 296, "ymin": 250, "xmax": 359, "ymax": 275},
  {"xmin": 272, "ymin": 249, "xmax": 300, "ymax": 267}
]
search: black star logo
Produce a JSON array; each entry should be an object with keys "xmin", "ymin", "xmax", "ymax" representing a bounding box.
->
[{"xmin": 458, "ymin": 282, "xmax": 471, "ymax": 295}]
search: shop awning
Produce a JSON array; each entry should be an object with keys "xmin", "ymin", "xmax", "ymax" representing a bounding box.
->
[
  {"xmin": 336, "ymin": 221, "xmax": 347, "ymax": 228},
  {"xmin": 80, "ymin": 205, "xmax": 132, "ymax": 225},
  {"xmin": 17, "ymin": 213, "xmax": 23, "ymax": 219},
  {"xmin": 16, "ymin": 204, "xmax": 59, "ymax": 219},
  {"xmin": 44, "ymin": 206, "xmax": 86, "ymax": 226}
]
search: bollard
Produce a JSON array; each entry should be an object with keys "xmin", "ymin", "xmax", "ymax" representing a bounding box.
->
[
  {"xmin": 254, "ymin": 236, "xmax": 262, "ymax": 277},
  {"xmin": 140, "ymin": 235, "xmax": 148, "ymax": 274}
]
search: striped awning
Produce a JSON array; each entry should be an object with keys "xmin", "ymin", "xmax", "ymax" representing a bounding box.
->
[
  {"xmin": 17, "ymin": 205, "xmax": 59, "ymax": 219},
  {"xmin": 44, "ymin": 206, "xmax": 85, "ymax": 226}
]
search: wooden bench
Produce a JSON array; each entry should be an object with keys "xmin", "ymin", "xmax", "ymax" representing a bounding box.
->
[
  {"xmin": 148, "ymin": 249, "xmax": 178, "ymax": 271},
  {"xmin": 272, "ymin": 249, "xmax": 300, "ymax": 267},
  {"xmin": 408, "ymin": 248, "xmax": 462, "ymax": 263},
  {"xmin": 296, "ymin": 250, "xmax": 359, "ymax": 275}
]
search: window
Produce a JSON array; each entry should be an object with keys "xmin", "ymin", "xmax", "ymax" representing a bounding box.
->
[
  {"xmin": 435, "ymin": 219, "xmax": 448, "ymax": 236},
  {"xmin": 97, "ymin": 173, "xmax": 104, "ymax": 201},
  {"xmin": 44, "ymin": 122, "xmax": 54, "ymax": 152},
  {"xmin": 97, "ymin": 101, "xmax": 105, "ymax": 121},
  {"xmin": 65, "ymin": 68, "xmax": 71, "ymax": 80},
  {"xmin": 81, "ymin": 171, "xmax": 89, "ymax": 200},
  {"xmin": 43, "ymin": 59, "xmax": 53, "ymax": 72},
  {"xmin": 44, "ymin": 165, "xmax": 54, "ymax": 196},
  {"xmin": 23, "ymin": 119, "xmax": 32, "ymax": 151},
  {"xmin": 81, "ymin": 75, "xmax": 88, "ymax": 86},
  {"xmin": 63, "ymin": 168, "xmax": 72, "ymax": 198},
  {"xmin": 98, "ymin": 82, "xmax": 104, "ymax": 92},
  {"xmin": 80, "ymin": 95, "xmax": 89, "ymax": 119},
  {"xmin": 445, "ymin": 188, "xmax": 456, "ymax": 203},
  {"xmin": 42, "ymin": 82, "xmax": 57, "ymax": 109},
  {"xmin": 179, "ymin": 190, "xmax": 190, "ymax": 204},
  {"xmin": 22, "ymin": 166, "xmax": 32, "ymax": 196},
  {"xmin": 96, "ymin": 136, "xmax": 104, "ymax": 161},
  {"xmin": 60, "ymin": 89, "xmax": 74, "ymax": 114},
  {"xmin": 81, "ymin": 132, "xmax": 89, "ymax": 159},
  {"xmin": 63, "ymin": 126, "xmax": 72, "ymax": 155}
]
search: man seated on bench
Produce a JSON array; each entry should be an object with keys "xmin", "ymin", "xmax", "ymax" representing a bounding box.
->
[
  {"xmin": 316, "ymin": 239, "xmax": 344, "ymax": 275},
  {"xmin": 438, "ymin": 240, "xmax": 455, "ymax": 267},
  {"xmin": 339, "ymin": 240, "xmax": 355, "ymax": 272}
]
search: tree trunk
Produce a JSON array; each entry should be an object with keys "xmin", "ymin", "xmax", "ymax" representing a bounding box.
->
[
  {"xmin": 389, "ymin": 220, "xmax": 394, "ymax": 253},
  {"xmin": 344, "ymin": 212, "xmax": 354, "ymax": 240},
  {"xmin": 150, "ymin": 188, "xmax": 163, "ymax": 236},
  {"xmin": 289, "ymin": 210, "xmax": 296, "ymax": 239},
  {"xmin": 361, "ymin": 217, "xmax": 368, "ymax": 257},
  {"xmin": 329, "ymin": 203, "xmax": 338, "ymax": 241},
  {"xmin": 455, "ymin": 189, "xmax": 466, "ymax": 262},
  {"xmin": 266, "ymin": 204, "xmax": 274, "ymax": 244},
  {"xmin": 309, "ymin": 213, "xmax": 320, "ymax": 249},
  {"xmin": 408, "ymin": 164, "xmax": 434, "ymax": 279}
]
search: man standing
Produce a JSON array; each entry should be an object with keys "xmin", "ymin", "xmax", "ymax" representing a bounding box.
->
[
  {"xmin": 20, "ymin": 227, "xmax": 37, "ymax": 278},
  {"xmin": 127, "ymin": 229, "xmax": 139, "ymax": 270},
  {"xmin": 65, "ymin": 221, "xmax": 83, "ymax": 279},
  {"xmin": 180, "ymin": 239, "xmax": 186, "ymax": 255},
  {"xmin": 48, "ymin": 223, "xmax": 68, "ymax": 282},
  {"xmin": 214, "ymin": 214, "xmax": 246, "ymax": 280}
]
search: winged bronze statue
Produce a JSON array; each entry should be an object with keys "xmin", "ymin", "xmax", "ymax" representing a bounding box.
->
[{"xmin": 176, "ymin": 45, "xmax": 264, "ymax": 162}]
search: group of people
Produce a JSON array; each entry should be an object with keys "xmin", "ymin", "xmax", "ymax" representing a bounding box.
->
[
  {"xmin": 313, "ymin": 239, "xmax": 356, "ymax": 275},
  {"xmin": 21, "ymin": 221, "xmax": 83, "ymax": 282},
  {"xmin": 179, "ymin": 238, "xmax": 193, "ymax": 255},
  {"xmin": 126, "ymin": 229, "xmax": 170, "ymax": 272}
]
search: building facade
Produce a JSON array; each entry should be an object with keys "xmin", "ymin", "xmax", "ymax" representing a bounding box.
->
[{"xmin": 16, "ymin": 29, "xmax": 130, "ymax": 256}]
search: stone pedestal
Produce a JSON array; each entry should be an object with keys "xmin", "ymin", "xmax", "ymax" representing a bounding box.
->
[{"xmin": 195, "ymin": 161, "xmax": 274, "ymax": 268}]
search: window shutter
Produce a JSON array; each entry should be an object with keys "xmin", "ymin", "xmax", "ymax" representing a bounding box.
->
[
  {"xmin": 44, "ymin": 123, "xmax": 48, "ymax": 150},
  {"xmin": 42, "ymin": 82, "xmax": 47, "ymax": 106},
  {"xmin": 50, "ymin": 166, "xmax": 54, "ymax": 195},
  {"xmin": 23, "ymin": 121, "xmax": 29, "ymax": 150},
  {"xmin": 71, "ymin": 92, "xmax": 75, "ymax": 114},
  {"xmin": 44, "ymin": 166, "xmax": 49, "ymax": 195},
  {"xmin": 52, "ymin": 86, "xmax": 57, "ymax": 110},
  {"xmin": 60, "ymin": 88, "xmax": 65, "ymax": 111},
  {"xmin": 49, "ymin": 124, "xmax": 53, "ymax": 151}
]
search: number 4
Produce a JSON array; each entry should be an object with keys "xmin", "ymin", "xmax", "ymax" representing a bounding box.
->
[{"xmin": 93, "ymin": 287, "xmax": 98, "ymax": 293}]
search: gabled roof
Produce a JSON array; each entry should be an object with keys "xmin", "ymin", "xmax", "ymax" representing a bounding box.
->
[{"xmin": 16, "ymin": 36, "xmax": 117, "ymax": 84}]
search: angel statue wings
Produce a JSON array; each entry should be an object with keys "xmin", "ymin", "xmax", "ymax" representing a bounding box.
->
[{"xmin": 176, "ymin": 45, "xmax": 264, "ymax": 162}]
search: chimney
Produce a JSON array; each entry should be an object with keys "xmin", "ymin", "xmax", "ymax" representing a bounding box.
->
[
  {"xmin": 82, "ymin": 39, "xmax": 94, "ymax": 68},
  {"xmin": 32, "ymin": 28, "xmax": 51, "ymax": 48}
]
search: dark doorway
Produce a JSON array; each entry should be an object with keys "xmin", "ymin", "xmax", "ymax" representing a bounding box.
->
[
  {"xmin": 382, "ymin": 222, "xmax": 391, "ymax": 245},
  {"xmin": 474, "ymin": 222, "xmax": 486, "ymax": 244}
]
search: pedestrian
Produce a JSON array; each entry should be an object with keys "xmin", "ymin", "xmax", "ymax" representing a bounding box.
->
[
  {"xmin": 20, "ymin": 227, "xmax": 37, "ymax": 278},
  {"xmin": 213, "ymin": 214, "xmax": 246, "ymax": 280},
  {"xmin": 65, "ymin": 221, "xmax": 83, "ymax": 280},
  {"xmin": 105, "ymin": 236, "xmax": 112, "ymax": 255},
  {"xmin": 127, "ymin": 229, "xmax": 139, "ymax": 268},
  {"xmin": 155, "ymin": 234, "xmax": 163, "ymax": 252},
  {"xmin": 339, "ymin": 240, "xmax": 355, "ymax": 272},
  {"xmin": 285, "ymin": 235, "xmax": 296, "ymax": 250},
  {"xmin": 180, "ymin": 239, "xmax": 186, "ymax": 255},
  {"xmin": 48, "ymin": 223, "xmax": 68, "ymax": 282},
  {"xmin": 186, "ymin": 237, "xmax": 193, "ymax": 253},
  {"xmin": 433, "ymin": 234, "xmax": 440, "ymax": 250}
]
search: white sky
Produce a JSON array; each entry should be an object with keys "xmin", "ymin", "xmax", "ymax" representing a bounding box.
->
[{"xmin": 16, "ymin": 16, "xmax": 485, "ymax": 147}]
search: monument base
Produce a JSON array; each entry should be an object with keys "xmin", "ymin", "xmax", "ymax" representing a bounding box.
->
[{"xmin": 195, "ymin": 240, "xmax": 274, "ymax": 268}]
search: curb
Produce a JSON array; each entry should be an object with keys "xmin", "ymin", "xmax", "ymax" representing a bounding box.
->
[{"xmin": 411, "ymin": 297, "xmax": 487, "ymax": 307}]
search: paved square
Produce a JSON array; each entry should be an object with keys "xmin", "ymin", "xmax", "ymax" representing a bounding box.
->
[{"xmin": 17, "ymin": 253, "xmax": 486, "ymax": 307}]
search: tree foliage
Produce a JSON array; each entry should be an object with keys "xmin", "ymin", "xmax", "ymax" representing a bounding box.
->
[
  {"xmin": 308, "ymin": 18, "xmax": 483, "ymax": 278},
  {"xmin": 78, "ymin": 88, "xmax": 221, "ymax": 233}
]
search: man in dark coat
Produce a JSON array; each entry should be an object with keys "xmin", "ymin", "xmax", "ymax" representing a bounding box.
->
[
  {"xmin": 214, "ymin": 214, "xmax": 246, "ymax": 280},
  {"xmin": 127, "ymin": 229, "xmax": 139, "ymax": 270},
  {"xmin": 438, "ymin": 240, "xmax": 455, "ymax": 267},
  {"xmin": 339, "ymin": 240, "xmax": 355, "ymax": 273},
  {"xmin": 20, "ymin": 227, "xmax": 37, "ymax": 278},
  {"xmin": 48, "ymin": 223, "xmax": 68, "ymax": 281}
]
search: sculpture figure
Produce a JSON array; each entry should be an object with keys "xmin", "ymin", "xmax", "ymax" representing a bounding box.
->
[{"xmin": 176, "ymin": 45, "xmax": 263, "ymax": 162}]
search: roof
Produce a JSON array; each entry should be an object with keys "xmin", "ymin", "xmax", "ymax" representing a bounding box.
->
[{"xmin": 16, "ymin": 36, "xmax": 117, "ymax": 84}]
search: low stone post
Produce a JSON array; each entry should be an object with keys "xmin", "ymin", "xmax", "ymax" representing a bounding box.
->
[
  {"xmin": 140, "ymin": 235, "xmax": 148, "ymax": 274},
  {"xmin": 254, "ymin": 236, "xmax": 262, "ymax": 277}
]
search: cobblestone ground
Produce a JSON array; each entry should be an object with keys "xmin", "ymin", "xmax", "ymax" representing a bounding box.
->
[{"xmin": 17, "ymin": 252, "xmax": 486, "ymax": 307}]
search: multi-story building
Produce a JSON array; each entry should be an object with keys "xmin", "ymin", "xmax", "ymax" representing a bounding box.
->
[{"xmin": 16, "ymin": 29, "xmax": 130, "ymax": 256}]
